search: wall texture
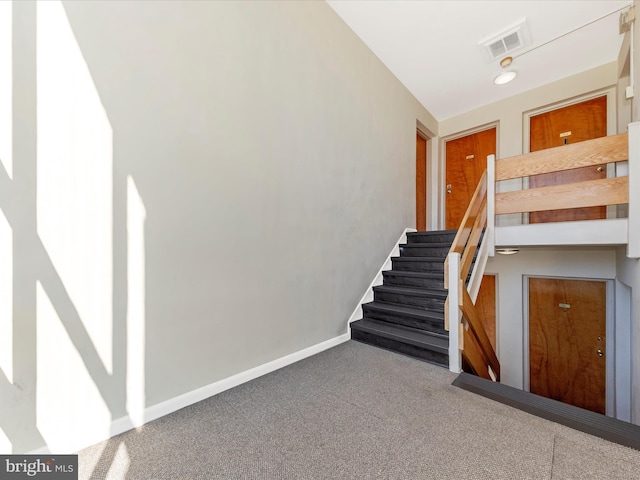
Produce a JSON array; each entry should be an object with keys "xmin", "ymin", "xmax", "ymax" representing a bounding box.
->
[{"xmin": 4, "ymin": 0, "xmax": 435, "ymax": 453}]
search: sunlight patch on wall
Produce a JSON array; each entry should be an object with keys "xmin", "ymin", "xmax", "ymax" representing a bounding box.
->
[
  {"xmin": 36, "ymin": 282, "xmax": 111, "ymax": 453},
  {"xmin": 0, "ymin": 0, "xmax": 12, "ymax": 178},
  {"xmin": 0, "ymin": 208, "xmax": 12, "ymax": 384},
  {"xmin": 0, "ymin": 426, "xmax": 11, "ymax": 454},
  {"xmin": 36, "ymin": 1, "xmax": 114, "ymax": 374},
  {"xmin": 127, "ymin": 176, "xmax": 146, "ymax": 428}
]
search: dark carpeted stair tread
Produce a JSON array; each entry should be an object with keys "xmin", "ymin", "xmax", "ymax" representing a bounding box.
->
[
  {"xmin": 373, "ymin": 285, "xmax": 446, "ymax": 298},
  {"xmin": 352, "ymin": 229, "xmax": 456, "ymax": 366},
  {"xmin": 391, "ymin": 256, "xmax": 446, "ymax": 272},
  {"xmin": 350, "ymin": 319, "xmax": 448, "ymax": 352},
  {"xmin": 382, "ymin": 271, "xmax": 442, "ymax": 279},
  {"xmin": 363, "ymin": 301, "xmax": 443, "ymax": 321},
  {"xmin": 406, "ymin": 230, "xmax": 457, "ymax": 244},
  {"xmin": 400, "ymin": 242, "xmax": 452, "ymax": 248},
  {"xmin": 382, "ymin": 270, "xmax": 445, "ymax": 288},
  {"xmin": 399, "ymin": 244, "xmax": 451, "ymax": 258},
  {"xmin": 407, "ymin": 230, "xmax": 457, "ymax": 237},
  {"xmin": 391, "ymin": 256, "xmax": 445, "ymax": 262}
]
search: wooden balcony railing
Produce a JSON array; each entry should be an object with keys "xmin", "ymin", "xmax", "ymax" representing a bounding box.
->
[
  {"xmin": 444, "ymin": 123, "xmax": 639, "ymax": 380},
  {"xmin": 444, "ymin": 171, "xmax": 500, "ymax": 381},
  {"xmin": 486, "ymin": 125, "xmax": 639, "ymax": 259},
  {"xmin": 493, "ymin": 132, "xmax": 628, "ymax": 218}
]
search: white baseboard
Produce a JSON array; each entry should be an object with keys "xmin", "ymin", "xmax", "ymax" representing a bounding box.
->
[
  {"xmin": 29, "ymin": 333, "xmax": 350, "ymax": 455},
  {"xmin": 347, "ymin": 228, "xmax": 416, "ymax": 325}
]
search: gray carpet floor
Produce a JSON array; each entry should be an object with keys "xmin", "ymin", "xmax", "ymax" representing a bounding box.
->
[{"xmin": 78, "ymin": 341, "xmax": 640, "ymax": 479}]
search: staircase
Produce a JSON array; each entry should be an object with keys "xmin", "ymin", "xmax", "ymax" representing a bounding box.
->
[{"xmin": 350, "ymin": 230, "xmax": 456, "ymax": 367}]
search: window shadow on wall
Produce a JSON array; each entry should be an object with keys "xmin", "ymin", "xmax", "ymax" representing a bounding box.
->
[{"xmin": 0, "ymin": 4, "xmax": 147, "ymax": 474}]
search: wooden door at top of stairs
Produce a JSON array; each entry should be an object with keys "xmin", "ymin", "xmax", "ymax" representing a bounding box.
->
[
  {"xmin": 416, "ymin": 133, "xmax": 427, "ymax": 231},
  {"xmin": 529, "ymin": 96, "xmax": 607, "ymax": 223},
  {"xmin": 529, "ymin": 277, "xmax": 606, "ymax": 414},
  {"xmin": 445, "ymin": 127, "xmax": 496, "ymax": 230}
]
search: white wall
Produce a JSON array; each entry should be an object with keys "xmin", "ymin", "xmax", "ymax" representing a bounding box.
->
[{"xmin": 3, "ymin": 0, "xmax": 436, "ymax": 453}]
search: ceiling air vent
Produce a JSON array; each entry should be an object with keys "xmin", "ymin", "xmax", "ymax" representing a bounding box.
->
[{"xmin": 479, "ymin": 19, "xmax": 531, "ymax": 62}]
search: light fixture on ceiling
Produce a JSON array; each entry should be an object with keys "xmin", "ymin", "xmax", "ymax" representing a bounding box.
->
[
  {"xmin": 494, "ymin": 56, "xmax": 516, "ymax": 85},
  {"xmin": 496, "ymin": 248, "xmax": 519, "ymax": 255}
]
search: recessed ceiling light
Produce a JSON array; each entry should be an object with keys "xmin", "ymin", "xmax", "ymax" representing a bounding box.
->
[
  {"xmin": 496, "ymin": 248, "xmax": 520, "ymax": 255},
  {"xmin": 494, "ymin": 70, "xmax": 517, "ymax": 85}
]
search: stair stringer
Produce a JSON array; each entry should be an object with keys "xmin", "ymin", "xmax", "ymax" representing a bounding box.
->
[{"xmin": 347, "ymin": 228, "xmax": 417, "ymax": 325}]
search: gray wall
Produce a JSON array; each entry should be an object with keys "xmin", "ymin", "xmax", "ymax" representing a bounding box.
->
[
  {"xmin": 4, "ymin": 0, "xmax": 435, "ymax": 452},
  {"xmin": 623, "ymin": 0, "xmax": 640, "ymax": 424}
]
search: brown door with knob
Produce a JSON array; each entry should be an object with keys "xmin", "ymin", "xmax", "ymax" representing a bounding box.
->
[
  {"xmin": 416, "ymin": 133, "xmax": 427, "ymax": 231},
  {"xmin": 529, "ymin": 277, "xmax": 606, "ymax": 414},
  {"xmin": 445, "ymin": 127, "xmax": 496, "ymax": 229},
  {"xmin": 529, "ymin": 96, "xmax": 607, "ymax": 223}
]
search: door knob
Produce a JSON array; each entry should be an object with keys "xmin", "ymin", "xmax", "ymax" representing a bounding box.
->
[
  {"xmin": 596, "ymin": 166, "xmax": 603, "ymax": 172},
  {"xmin": 597, "ymin": 349, "xmax": 604, "ymax": 357}
]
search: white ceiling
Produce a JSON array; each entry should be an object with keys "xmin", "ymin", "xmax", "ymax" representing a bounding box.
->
[{"xmin": 326, "ymin": 0, "xmax": 632, "ymax": 121}]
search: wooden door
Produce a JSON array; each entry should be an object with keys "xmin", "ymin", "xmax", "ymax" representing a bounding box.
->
[
  {"xmin": 416, "ymin": 133, "xmax": 427, "ymax": 231},
  {"xmin": 445, "ymin": 128, "xmax": 496, "ymax": 229},
  {"xmin": 529, "ymin": 277, "xmax": 606, "ymax": 414},
  {"xmin": 529, "ymin": 96, "xmax": 607, "ymax": 223}
]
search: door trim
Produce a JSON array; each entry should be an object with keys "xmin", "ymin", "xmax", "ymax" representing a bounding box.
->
[
  {"xmin": 522, "ymin": 88, "xmax": 616, "ymax": 221},
  {"xmin": 522, "ymin": 87, "xmax": 617, "ymax": 153},
  {"xmin": 416, "ymin": 131, "xmax": 428, "ymax": 231},
  {"xmin": 522, "ymin": 275, "xmax": 614, "ymax": 417},
  {"xmin": 417, "ymin": 122, "xmax": 435, "ymax": 230},
  {"xmin": 439, "ymin": 121, "xmax": 499, "ymax": 230}
]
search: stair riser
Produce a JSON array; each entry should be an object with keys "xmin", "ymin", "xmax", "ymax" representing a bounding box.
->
[
  {"xmin": 406, "ymin": 233, "xmax": 456, "ymax": 244},
  {"xmin": 391, "ymin": 259, "xmax": 444, "ymax": 272},
  {"xmin": 399, "ymin": 246, "xmax": 450, "ymax": 257},
  {"xmin": 351, "ymin": 332, "xmax": 448, "ymax": 367},
  {"xmin": 374, "ymin": 291, "xmax": 445, "ymax": 311},
  {"xmin": 362, "ymin": 306, "xmax": 446, "ymax": 334}
]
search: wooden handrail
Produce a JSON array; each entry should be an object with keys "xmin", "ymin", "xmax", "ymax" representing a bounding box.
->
[
  {"xmin": 460, "ymin": 196, "xmax": 487, "ymax": 282},
  {"xmin": 449, "ymin": 171, "xmax": 487, "ymax": 255},
  {"xmin": 445, "ymin": 170, "xmax": 500, "ymax": 381}
]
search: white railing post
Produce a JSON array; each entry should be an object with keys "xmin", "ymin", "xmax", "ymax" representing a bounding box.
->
[
  {"xmin": 628, "ymin": 122, "xmax": 640, "ymax": 258},
  {"xmin": 487, "ymin": 154, "xmax": 496, "ymax": 257},
  {"xmin": 446, "ymin": 252, "xmax": 462, "ymax": 373}
]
